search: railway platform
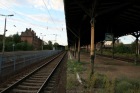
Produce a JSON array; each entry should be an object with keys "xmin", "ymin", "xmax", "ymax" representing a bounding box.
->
[
  {"xmin": 70, "ymin": 51, "xmax": 140, "ymax": 79},
  {"xmin": 67, "ymin": 51, "xmax": 140, "ymax": 92}
]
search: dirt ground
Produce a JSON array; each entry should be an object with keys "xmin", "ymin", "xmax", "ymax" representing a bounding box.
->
[
  {"xmin": 80, "ymin": 52, "xmax": 140, "ymax": 80},
  {"xmin": 67, "ymin": 51, "xmax": 140, "ymax": 93}
]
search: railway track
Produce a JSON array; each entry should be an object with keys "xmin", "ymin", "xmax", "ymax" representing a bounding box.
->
[
  {"xmin": 0, "ymin": 51, "xmax": 67, "ymax": 93},
  {"xmin": 97, "ymin": 54, "xmax": 139, "ymax": 63}
]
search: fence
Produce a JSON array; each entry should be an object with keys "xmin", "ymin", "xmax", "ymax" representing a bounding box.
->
[{"xmin": 0, "ymin": 50, "xmax": 61, "ymax": 77}]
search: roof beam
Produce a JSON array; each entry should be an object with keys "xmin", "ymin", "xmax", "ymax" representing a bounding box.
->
[
  {"xmin": 75, "ymin": 0, "xmax": 91, "ymax": 17},
  {"xmin": 123, "ymin": 11, "xmax": 140, "ymax": 18},
  {"xmin": 120, "ymin": 14, "xmax": 140, "ymax": 21},
  {"xmin": 119, "ymin": 16, "xmax": 140, "ymax": 25},
  {"xmin": 100, "ymin": 2, "xmax": 120, "ymax": 6},
  {"xmin": 67, "ymin": 25, "xmax": 79, "ymax": 39},
  {"xmin": 96, "ymin": 2, "xmax": 130, "ymax": 17},
  {"xmin": 127, "ymin": 8, "xmax": 140, "ymax": 14},
  {"xmin": 119, "ymin": 19, "xmax": 138, "ymax": 26}
]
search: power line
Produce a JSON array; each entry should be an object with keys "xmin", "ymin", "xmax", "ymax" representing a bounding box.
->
[
  {"xmin": 0, "ymin": 2, "xmax": 48, "ymax": 30},
  {"xmin": 42, "ymin": 0, "xmax": 61, "ymax": 32},
  {"xmin": 47, "ymin": 0, "xmax": 65, "ymax": 32},
  {"xmin": 0, "ymin": 2, "xmax": 16, "ymax": 14},
  {"xmin": 0, "ymin": 1, "xmax": 63, "ymax": 32}
]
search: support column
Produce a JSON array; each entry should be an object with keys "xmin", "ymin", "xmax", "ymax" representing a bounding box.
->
[
  {"xmin": 73, "ymin": 45, "xmax": 74, "ymax": 57},
  {"xmin": 78, "ymin": 37, "xmax": 80, "ymax": 62},
  {"xmin": 100, "ymin": 41, "xmax": 104, "ymax": 55},
  {"xmin": 112, "ymin": 35, "xmax": 115, "ymax": 59},
  {"xmin": 87, "ymin": 45, "xmax": 88, "ymax": 53},
  {"xmin": 135, "ymin": 36, "xmax": 138, "ymax": 64},
  {"xmin": 75, "ymin": 41, "xmax": 77, "ymax": 58},
  {"xmin": 132, "ymin": 31, "xmax": 140, "ymax": 64},
  {"xmin": 90, "ymin": 18, "xmax": 95, "ymax": 75},
  {"xmin": 2, "ymin": 17, "xmax": 7, "ymax": 56}
]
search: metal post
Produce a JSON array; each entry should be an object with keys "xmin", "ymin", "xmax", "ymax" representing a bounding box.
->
[
  {"xmin": 78, "ymin": 37, "xmax": 80, "ymax": 62},
  {"xmin": 14, "ymin": 56, "xmax": 16, "ymax": 71},
  {"xmin": 40, "ymin": 33, "xmax": 46, "ymax": 50},
  {"xmin": 75, "ymin": 41, "xmax": 77, "ymax": 58},
  {"xmin": 90, "ymin": 18, "xmax": 95, "ymax": 76},
  {"xmin": 100, "ymin": 41, "xmax": 103, "ymax": 55},
  {"xmin": 41, "ymin": 36, "xmax": 43, "ymax": 50},
  {"xmin": 112, "ymin": 36, "xmax": 115, "ymax": 59},
  {"xmin": 135, "ymin": 37, "xmax": 138, "ymax": 64},
  {"xmin": 87, "ymin": 45, "xmax": 88, "ymax": 53},
  {"xmin": 0, "ymin": 14, "xmax": 14, "ymax": 55},
  {"xmin": 13, "ymin": 44, "xmax": 15, "ymax": 52},
  {"xmin": 2, "ymin": 17, "xmax": 7, "ymax": 55},
  {"xmin": 0, "ymin": 56, "xmax": 2, "ymax": 74},
  {"xmin": 24, "ymin": 56, "xmax": 26, "ymax": 67}
]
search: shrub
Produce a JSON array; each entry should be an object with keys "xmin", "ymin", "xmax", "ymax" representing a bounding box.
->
[{"xmin": 116, "ymin": 81, "xmax": 133, "ymax": 93}]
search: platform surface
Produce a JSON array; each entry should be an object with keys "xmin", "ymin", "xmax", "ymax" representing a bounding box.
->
[{"xmin": 70, "ymin": 51, "xmax": 140, "ymax": 79}]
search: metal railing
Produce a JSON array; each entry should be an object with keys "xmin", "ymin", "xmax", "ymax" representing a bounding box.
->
[{"xmin": 0, "ymin": 50, "xmax": 61, "ymax": 77}]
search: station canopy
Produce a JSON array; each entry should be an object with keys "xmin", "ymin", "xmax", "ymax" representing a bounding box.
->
[{"xmin": 64, "ymin": 0, "xmax": 140, "ymax": 46}]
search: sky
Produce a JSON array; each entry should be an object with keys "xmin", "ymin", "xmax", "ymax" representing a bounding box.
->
[
  {"xmin": 0, "ymin": 0, "xmax": 67, "ymax": 45},
  {"xmin": 119, "ymin": 35, "xmax": 136, "ymax": 44},
  {"xmin": 0, "ymin": 0, "xmax": 136, "ymax": 46}
]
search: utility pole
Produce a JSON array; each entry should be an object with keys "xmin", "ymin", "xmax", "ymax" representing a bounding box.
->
[
  {"xmin": 53, "ymin": 34, "xmax": 58, "ymax": 50},
  {"xmin": 12, "ymin": 25, "xmax": 16, "ymax": 52},
  {"xmin": 52, "ymin": 34, "xmax": 58, "ymax": 43},
  {"xmin": 0, "ymin": 14, "xmax": 14, "ymax": 56},
  {"xmin": 40, "ymin": 33, "xmax": 46, "ymax": 50}
]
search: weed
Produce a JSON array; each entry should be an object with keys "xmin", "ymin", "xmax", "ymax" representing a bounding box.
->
[
  {"xmin": 66, "ymin": 74, "xmax": 79, "ymax": 89},
  {"xmin": 67, "ymin": 59, "xmax": 84, "ymax": 74}
]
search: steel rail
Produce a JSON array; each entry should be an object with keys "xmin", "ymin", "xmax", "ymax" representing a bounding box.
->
[
  {"xmin": 0, "ymin": 51, "xmax": 65, "ymax": 93},
  {"xmin": 37, "ymin": 51, "xmax": 67, "ymax": 93}
]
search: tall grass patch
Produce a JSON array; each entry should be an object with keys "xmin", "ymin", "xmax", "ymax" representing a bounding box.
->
[{"xmin": 82, "ymin": 72, "xmax": 140, "ymax": 93}]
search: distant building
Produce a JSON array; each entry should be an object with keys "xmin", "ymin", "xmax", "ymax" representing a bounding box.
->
[{"xmin": 20, "ymin": 28, "xmax": 42, "ymax": 50}]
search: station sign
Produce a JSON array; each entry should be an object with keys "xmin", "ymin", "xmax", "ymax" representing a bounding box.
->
[{"xmin": 105, "ymin": 33, "xmax": 113, "ymax": 41}]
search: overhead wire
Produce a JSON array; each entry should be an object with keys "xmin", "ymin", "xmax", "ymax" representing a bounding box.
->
[
  {"xmin": 42, "ymin": 0, "xmax": 62, "ymax": 32},
  {"xmin": 0, "ymin": 2, "xmax": 16, "ymax": 14},
  {"xmin": 47, "ymin": 0, "xmax": 65, "ymax": 31},
  {"xmin": 0, "ymin": 2, "xmax": 48, "ymax": 30},
  {"xmin": 1, "ymin": 1, "xmax": 64, "ymax": 32},
  {"xmin": 0, "ymin": 1, "xmax": 66, "ymax": 45}
]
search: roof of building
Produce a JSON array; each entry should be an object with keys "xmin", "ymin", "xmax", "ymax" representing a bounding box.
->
[
  {"xmin": 21, "ymin": 28, "xmax": 36, "ymax": 37},
  {"xmin": 64, "ymin": 0, "xmax": 140, "ymax": 47}
]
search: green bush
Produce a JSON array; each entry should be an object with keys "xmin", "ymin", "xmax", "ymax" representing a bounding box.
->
[
  {"xmin": 15, "ymin": 42, "xmax": 33, "ymax": 51},
  {"xmin": 84, "ymin": 73, "xmax": 107, "ymax": 90},
  {"xmin": 67, "ymin": 60, "xmax": 83, "ymax": 74},
  {"xmin": 5, "ymin": 42, "xmax": 13, "ymax": 51},
  {"xmin": 84, "ymin": 73, "xmax": 140, "ymax": 93},
  {"xmin": 116, "ymin": 81, "xmax": 133, "ymax": 93},
  {"xmin": 115, "ymin": 77, "xmax": 140, "ymax": 93},
  {"xmin": 67, "ymin": 74, "xmax": 79, "ymax": 89},
  {"xmin": 114, "ymin": 44, "xmax": 132, "ymax": 54}
]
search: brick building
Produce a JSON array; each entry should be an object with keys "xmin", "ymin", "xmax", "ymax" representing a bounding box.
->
[{"xmin": 21, "ymin": 28, "xmax": 42, "ymax": 50}]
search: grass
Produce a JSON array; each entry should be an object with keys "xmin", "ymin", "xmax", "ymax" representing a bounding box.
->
[
  {"xmin": 67, "ymin": 74, "xmax": 79, "ymax": 89},
  {"xmin": 82, "ymin": 72, "xmax": 140, "ymax": 93},
  {"xmin": 67, "ymin": 60, "xmax": 86, "ymax": 74},
  {"xmin": 67, "ymin": 59, "xmax": 85, "ymax": 90},
  {"xmin": 67, "ymin": 54, "xmax": 140, "ymax": 93}
]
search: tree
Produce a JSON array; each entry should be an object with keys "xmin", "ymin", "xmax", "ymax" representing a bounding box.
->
[
  {"xmin": 5, "ymin": 42, "xmax": 13, "ymax": 51},
  {"xmin": 43, "ymin": 41, "xmax": 53, "ymax": 50},
  {"xmin": 48, "ymin": 41, "xmax": 53, "ymax": 50},
  {"xmin": 53, "ymin": 42, "xmax": 59, "ymax": 50},
  {"xmin": 114, "ymin": 43, "xmax": 132, "ymax": 53},
  {"xmin": 5, "ymin": 35, "xmax": 13, "ymax": 42},
  {"xmin": 0, "ymin": 42, "xmax": 2, "ymax": 51},
  {"xmin": 16, "ymin": 42, "xmax": 33, "ymax": 51},
  {"xmin": 13, "ymin": 33, "xmax": 21, "ymax": 44},
  {"xmin": 130, "ymin": 40, "xmax": 137, "ymax": 54}
]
